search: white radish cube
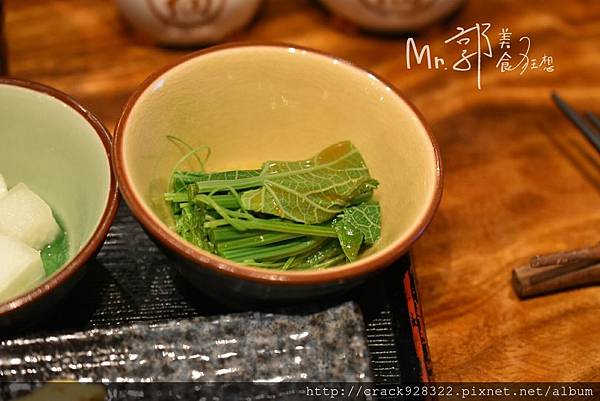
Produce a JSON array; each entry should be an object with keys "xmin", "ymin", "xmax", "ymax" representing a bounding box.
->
[
  {"xmin": 0, "ymin": 173, "xmax": 7, "ymax": 198},
  {"xmin": 0, "ymin": 234, "xmax": 44, "ymax": 303},
  {"xmin": 0, "ymin": 183, "xmax": 60, "ymax": 250}
]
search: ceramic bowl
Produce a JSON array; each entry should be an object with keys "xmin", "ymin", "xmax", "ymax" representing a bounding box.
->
[
  {"xmin": 115, "ymin": 0, "xmax": 263, "ymax": 46},
  {"xmin": 114, "ymin": 43, "xmax": 442, "ymax": 302},
  {"xmin": 0, "ymin": 78, "xmax": 119, "ymax": 327},
  {"xmin": 320, "ymin": 0, "xmax": 465, "ymax": 32}
]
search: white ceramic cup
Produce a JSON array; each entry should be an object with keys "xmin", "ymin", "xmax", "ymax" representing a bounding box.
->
[
  {"xmin": 115, "ymin": 0, "xmax": 263, "ymax": 46},
  {"xmin": 320, "ymin": 0, "xmax": 465, "ymax": 32}
]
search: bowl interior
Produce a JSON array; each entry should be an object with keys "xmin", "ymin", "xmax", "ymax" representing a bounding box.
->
[
  {"xmin": 121, "ymin": 45, "xmax": 439, "ymax": 269},
  {"xmin": 0, "ymin": 83, "xmax": 111, "ymax": 264}
]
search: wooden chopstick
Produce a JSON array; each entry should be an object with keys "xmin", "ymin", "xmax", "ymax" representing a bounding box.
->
[
  {"xmin": 586, "ymin": 111, "xmax": 600, "ymax": 133},
  {"xmin": 513, "ymin": 261, "xmax": 600, "ymax": 298},
  {"xmin": 530, "ymin": 242, "xmax": 600, "ymax": 268},
  {"xmin": 551, "ymin": 92, "xmax": 600, "ymax": 153},
  {"xmin": 515, "ymin": 96, "xmax": 600, "ymax": 299},
  {"xmin": 513, "ymin": 243, "xmax": 600, "ymax": 298}
]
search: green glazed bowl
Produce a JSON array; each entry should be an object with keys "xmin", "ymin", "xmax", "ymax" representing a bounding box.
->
[{"xmin": 0, "ymin": 78, "xmax": 119, "ymax": 328}]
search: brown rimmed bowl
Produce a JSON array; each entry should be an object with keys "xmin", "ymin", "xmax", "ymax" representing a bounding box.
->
[
  {"xmin": 113, "ymin": 43, "xmax": 442, "ymax": 302},
  {"xmin": 0, "ymin": 78, "xmax": 119, "ymax": 327}
]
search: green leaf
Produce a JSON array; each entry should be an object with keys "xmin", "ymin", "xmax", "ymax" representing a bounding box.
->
[
  {"xmin": 341, "ymin": 201, "xmax": 381, "ymax": 245},
  {"xmin": 240, "ymin": 141, "xmax": 379, "ymax": 224},
  {"xmin": 333, "ymin": 201, "xmax": 381, "ymax": 261},
  {"xmin": 333, "ymin": 217, "xmax": 364, "ymax": 262}
]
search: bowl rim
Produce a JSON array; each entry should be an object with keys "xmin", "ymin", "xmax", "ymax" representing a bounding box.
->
[
  {"xmin": 113, "ymin": 42, "xmax": 443, "ymax": 286},
  {"xmin": 0, "ymin": 77, "xmax": 120, "ymax": 316}
]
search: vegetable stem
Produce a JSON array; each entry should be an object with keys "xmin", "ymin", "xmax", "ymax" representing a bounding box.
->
[
  {"xmin": 209, "ymin": 227, "xmax": 266, "ymax": 242},
  {"xmin": 216, "ymin": 232, "xmax": 304, "ymax": 252},
  {"xmin": 221, "ymin": 237, "xmax": 326, "ymax": 262},
  {"xmin": 166, "ymin": 193, "xmax": 241, "ymax": 209},
  {"xmin": 205, "ymin": 218, "xmax": 337, "ymax": 238},
  {"xmin": 194, "ymin": 176, "xmax": 264, "ymax": 193}
]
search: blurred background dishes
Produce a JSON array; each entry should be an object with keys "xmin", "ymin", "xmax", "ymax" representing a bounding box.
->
[
  {"xmin": 320, "ymin": 0, "xmax": 465, "ymax": 32},
  {"xmin": 115, "ymin": 0, "xmax": 263, "ymax": 46}
]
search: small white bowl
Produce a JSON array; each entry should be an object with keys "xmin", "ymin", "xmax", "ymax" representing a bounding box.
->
[
  {"xmin": 320, "ymin": 0, "xmax": 465, "ymax": 32},
  {"xmin": 115, "ymin": 0, "xmax": 263, "ymax": 46}
]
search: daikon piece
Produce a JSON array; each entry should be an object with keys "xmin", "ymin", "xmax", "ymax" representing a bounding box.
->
[
  {"xmin": 0, "ymin": 183, "xmax": 60, "ymax": 250},
  {"xmin": 0, "ymin": 234, "xmax": 44, "ymax": 303}
]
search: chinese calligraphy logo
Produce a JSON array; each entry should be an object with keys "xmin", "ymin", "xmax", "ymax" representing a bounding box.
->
[
  {"xmin": 443, "ymin": 23, "xmax": 493, "ymax": 90},
  {"xmin": 495, "ymin": 28, "xmax": 554, "ymax": 74},
  {"xmin": 406, "ymin": 23, "xmax": 555, "ymax": 90},
  {"xmin": 146, "ymin": 0, "xmax": 226, "ymax": 28}
]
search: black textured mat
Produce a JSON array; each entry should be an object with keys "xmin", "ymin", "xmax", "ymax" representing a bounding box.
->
[
  {"xmin": 0, "ymin": 303, "xmax": 372, "ymax": 383},
  {"xmin": 1, "ymin": 203, "xmax": 426, "ymax": 386}
]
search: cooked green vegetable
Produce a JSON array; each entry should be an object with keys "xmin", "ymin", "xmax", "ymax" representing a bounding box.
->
[
  {"xmin": 40, "ymin": 222, "xmax": 69, "ymax": 276},
  {"xmin": 333, "ymin": 201, "xmax": 381, "ymax": 261},
  {"xmin": 164, "ymin": 141, "xmax": 381, "ymax": 270}
]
